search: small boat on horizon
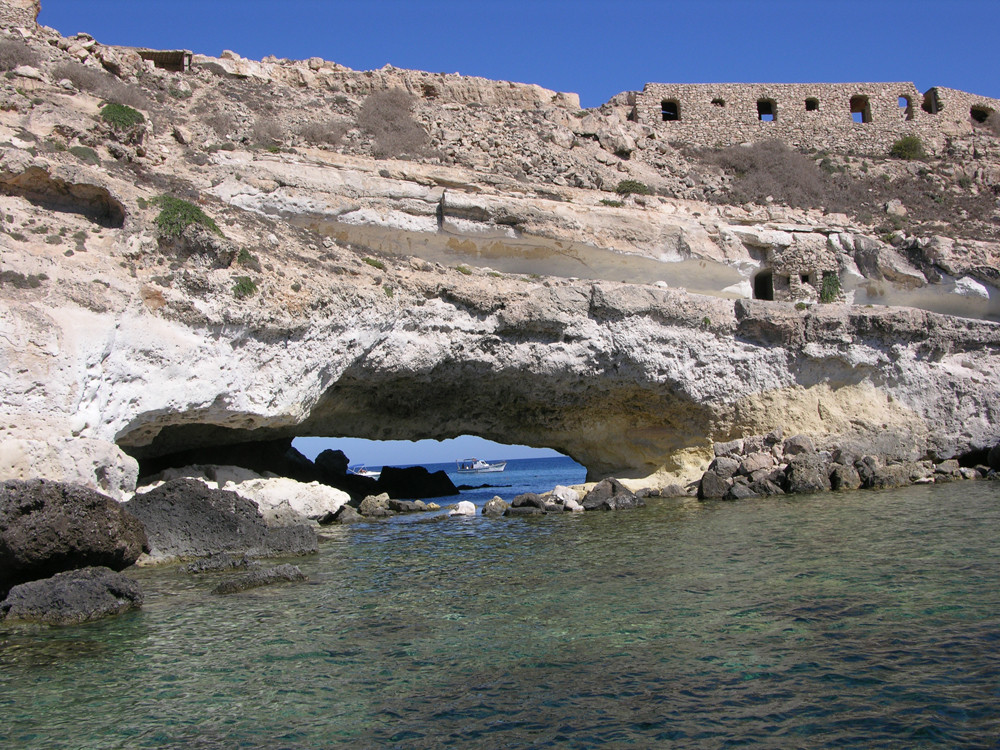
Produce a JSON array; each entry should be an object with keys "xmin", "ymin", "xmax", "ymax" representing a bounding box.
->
[
  {"xmin": 348, "ymin": 464, "xmax": 381, "ymax": 479},
  {"xmin": 455, "ymin": 458, "xmax": 507, "ymax": 473}
]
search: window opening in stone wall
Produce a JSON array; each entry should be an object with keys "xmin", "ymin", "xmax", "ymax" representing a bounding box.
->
[
  {"xmin": 970, "ymin": 106, "xmax": 994, "ymax": 124},
  {"xmin": 711, "ymin": 98, "xmax": 725, "ymax": 107},
  {"xmin": 661, "ymin": 100, "xmax": 680, "ymax": 121},
  {"xmin": 850, "ymin": 95, "xmax": 872, "ymax": 124},
  {"xmin": 753, "ymin": 270, "xmax": 774, "ymax": 300},
  {"xmin": 898, "ymin": 95, "xmax": 914, "ymax": 120},
  {"xmin": 922, "ymin": 89, "xmax": 941, "ymax": 114},
  {"xmin": 757, "ymin": 99, "xmax": 776, "ymax": 122},
  {"xmin": 805, "ymin": 98, "xmax": 819, "ymax": 112},
  {"xmin": 799, "ymin": 273, "xmax": 811, "ymax": 285}
]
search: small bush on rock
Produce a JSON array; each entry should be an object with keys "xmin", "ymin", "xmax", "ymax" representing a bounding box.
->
[
  {"xmin": 232, "ymin": 276, "xmax": 258, "ymax": 299},
  {"xmin": 298, "ymin": 119, "xmax": 348, "ymax": 146},
  {"xmin": 69, "ymin": 145, "xmax": 100, "ymax": 165},
  {"xmin": 614, "ymin": 179, "xmax": 651, "ymax": 196},
  {"xmin": 890, "ymin": 136, "xmax": 926, "ymax": 160},
  {"xmin": 358, "ymin": 88, "xmax": 427, "ymax": 159},
  {"xmin": 820, "ymin": 273, "xmax": 841, "ymax": 303},
  {"xmin": 101, "ymin": 102, "xmax": 144, "ymax": 130},
  {"xmin": 0, "ymin": 39, "xmax": 39, "ymax": 71},
  {"xmin": 154, "ymin": 196, "xmax": 222, "ymax": 239}
]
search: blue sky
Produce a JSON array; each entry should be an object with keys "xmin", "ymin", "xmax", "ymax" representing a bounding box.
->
[
  {"xmin": 35, "ymin": 1, "xmax": 998, "ymax": 465},
  {"xmin": 38, "ymin": 1, "xmax": 1000, "ymax": 108}
]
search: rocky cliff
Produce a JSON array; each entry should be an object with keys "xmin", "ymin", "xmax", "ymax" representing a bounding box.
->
[{"xmin": 1, "ymin": 6, "xmax": 999, "ymax": 497}]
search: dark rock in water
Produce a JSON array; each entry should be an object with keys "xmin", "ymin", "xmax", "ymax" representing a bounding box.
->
[
  {"xmin": 504, "ymin": 506, "xmax": 545, "ymax": 517},
  {"xmin": 659, "ymin": 483, "xmax": 690, "ymax": 498},
  {"xmin": 0, "ymin": 566, "xmax": 143, "ymax": 626},
  {"xmin": 0, "ymin": 479, "xmax": 148, "ymax": 598},
  {"xmin": 749, "ymin": 478, "xmax": 784, "ymax": 496},
  {"xmin": 511, "ymin": 493, "xmax": 547, "ymax": 509},
  {"xmin": 124, "ymin": 479, "xmax": 317, "ymax": 563},
  {"xmin": 986, "ymin": 443, "xmax": 1000, "ymax": 471},
  {"xmin": 855, "ymin": 456, "xmax": 879, "ymax": 488},
  {"xmin": 726, "ymin": 482, "xmax": 758, "ymax": 500},
  {"xmin": 358, "ymin": 494, "xmax": 394, "ymax": 517},
  {"xmin": 332, "ymin": 505, "xmax": 364, "ymax": 524},
  {"xmin": 377, "ymin": 466, "xmax": 458, "ymax": 500},
  {"xmin": 785, "ymin": 454, "xmax": 832, "ymax": 494},
  {"xmin": 830, "ymin": 464, "xmax": 862, "ymax": 492},
  {"xmin": 315, "ymin": 449, "xmax": 349, "ymax": 477},
  {"xmin": 783, "ymin": 434, "xmax": 816, "ymax": 457},
  {"xmin": 316, "ymin": 510, "xmax": 338, "ymax": 525},
  {"xmin": 582, "ymin": 478, "xmax": 644, "ymax": 511},
  {"xmin": 212, "ymin": 564, "xmax": 306, "ymax": 595},
  {"xmin": 934, "ymin": 459, "xmax": 961, "ymax": 476},
  {"xmin": 183, "ymin": 553, "xmax": 256, "ymax": 574},
  {"xmin": 387, "ymin": 498, "xmax": 428, "ymax": 513},
  {"xmin": 482, "ymin": 496, "xmax": 510, "ymax": 518},
  {"xmin": 698, "ymin": 470, "xmax": 731, "ymax": 500},
  {"xmin": 868, "ymin": 463, "xmax": 912, "ymax": 490}
]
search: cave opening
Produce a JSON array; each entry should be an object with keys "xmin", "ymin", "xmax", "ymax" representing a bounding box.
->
[{"xmin": 753, "ymin": 269, "xmax": 774, "ymax": 300}]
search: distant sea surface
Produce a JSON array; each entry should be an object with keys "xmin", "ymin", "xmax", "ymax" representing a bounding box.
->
[{"xmin": 3, "ymin": 479, "xmax": 999, "ymax": 748}]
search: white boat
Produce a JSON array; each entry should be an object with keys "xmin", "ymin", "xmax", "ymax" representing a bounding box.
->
[
  {"xmin": 348, "ymin": 464, "xmax": 381, "ymax": 479},
  {"xmin": 455, "ymin": 458, "xmax": 507, "ymax": 473}
]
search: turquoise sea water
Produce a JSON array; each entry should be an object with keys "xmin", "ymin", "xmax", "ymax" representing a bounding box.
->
[{"xmin": 2, "ymin": 467, "xmax": 999, "ymax": 748}]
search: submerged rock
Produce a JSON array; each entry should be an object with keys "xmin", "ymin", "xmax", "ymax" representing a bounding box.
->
[
  {"xmin": 212, "ymin": 564, "xmax": 306, "ymax": 595},
  {"xmin": 123, "ymin": 479, "xmax": 317, "ymax": 563},
  {"xmin": 0, "ymin": 566, "xmax": 143, "ymax": 626},
  {"xmin": 0, "ymin": 479, "xmax": 148, "ymax": 598}
]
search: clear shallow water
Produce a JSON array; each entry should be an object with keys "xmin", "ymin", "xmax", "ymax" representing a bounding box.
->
[{"xmin": 2, "ymin": 480, "xmax": 999, "ymax": 749}]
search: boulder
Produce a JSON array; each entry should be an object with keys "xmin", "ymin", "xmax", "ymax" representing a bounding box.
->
[
  {"xmin": 868, "ymin": 463, "xmax": 913, "ymax": 490},
  {"xmin": 511, "ymin": 493, "xmax": 547, "ymax": 509},
  {"xmin": 358, "ymin": 493, "xmax": 394, "ymax": 517},
  {"xmin": 0, "ymin": 479, "xmax": 148, "ymax": 598},
  {"xmin": 785, "ymin": 455, "xmax": 831, "ymax": 494},
  {"xmin": 726, "ymin": 482, "xmax": 758, "ymax": 500},
  {"xmin": 563, "ymin": 498, "xmax": 584, "ymax": 513},
  {"xmin": 1, "ymin": 567, "xmax": 143, "ymax": 626},
  {"xmin": 659, "ymin": 483, "xmax": 690, "ymax": 498},
  {"xmin": 698, "ymin": 470, "xmax": 731, "ymax": 500},
  {"xmin": 829, "ymin": 464, "xmax": 862, "ymax": 491},
  {"xmin": 855, "ymin": 456, "xmax": 879, "ymax": 488},
  {"xmin": 782, "ymin": 434, "xmax": 816, "ymax": 457},
  {"xmin": 714, "ymin": 439, "xmax": 744, "ymax": 458},
  {"xmin": 386, "ymin": 498, "xmax": 428, "ymax": 513},
  {"xmin": 211, "ymin": 564, "xmax": 306, "ymax": 595},
  {"xmin": 332, "ymin": 505, "xmax": 364, "ymax": 524},
  {"xmin": 503, "ymin": 505, "xmax": 545, "ymax": 517},
  {"xmin": 314, "ymin": 449, "xmax": 349, "ymax": 477},
  {"xmin": 708, "ymin": 455, "xmax": 741, "ymax": 479},
  {"xmin": 749, "ymin": 478, "xmax": 784, "ymax": 496},
  {"xmin": 550, "ymin": 485, "xmax": 580, "ymax": 505},
  {"xmin": 933, "ymin": 459, "xmax": 961, "ymax": 476},
  {"xmin": 481, "ymin": 496, "xmax": 510, "ymax": 518},
  {"xmin": 377, "ymin": 466, "xmax": 459, "ymax": 500},
  {"xmin": 581, "ymin": 478, "xmax": 644, "ymax": 511},
  {"xmin": 739, "ymin": 452, "xmax": 775, "ymax": 475},
  {"xmin": 449, "ymin": 500, "xmax": 476, "ymax": 516},
  {"xmin": 123, "ymin": 479, "xmax": 317, "ymax": 563},
  {"xmin": 226, "ymin": 477, "xmax": 350, "ymax": 520}
]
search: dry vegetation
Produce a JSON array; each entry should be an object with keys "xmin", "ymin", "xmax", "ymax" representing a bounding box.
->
[{"xmin": 357, "ymin": 88, "xmax": 428, "ymax": 159}]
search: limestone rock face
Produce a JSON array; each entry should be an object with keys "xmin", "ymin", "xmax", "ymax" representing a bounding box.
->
[{"xmin": 0, "ymin": 479, "xmax": 148, "ymax": 598}]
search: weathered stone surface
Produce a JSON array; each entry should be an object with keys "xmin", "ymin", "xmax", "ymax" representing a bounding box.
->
[
  {"xmin": 550, "ymin": 485, "xmax": 580, "ymax": 505},
  {"xmin": 739, "ymin": 452, "xmax": 774, "ymax": 475},
  {"xmin": 782, "ymin": 435, "xmax": 816, "ymax": 457},
  {"xmin": 511, "ymin": 493, "xmax": 547, "ymax": 509},
  {"xmin": 708, "ymin": 456, "xmax": 741, "ymax": 479},
  {"xmin": 386, "ymin": 498, "xmax": 428, "ymax": 513},
  {"xmin": 503, "ymin": 505, "xmax": 545, "ymax": 517},
  {"xmin": 1, "ymin": 567, "xmax": 142, "ymax": 626},
  {"xmin": 124, "ymin": 479, "xmax": 317, "ymax": 563},
  {"xmin": 713, "ymin": 439, "xmax": 744, "ymax": 458},
  {"xmin": 449, "ymin": 500, "xmax": 476, "ymax": 516},
  {"xmin": 0, "ymin": 479, "xmax": 147, "ymax": 598},
  {"xmin": 226, "ymin": 477, "xmax": 350, "ymax": 520},
  {"xmin": 726, "ymin": 482, "xmax": 758, "ymax": 500},
  {"xmin": 698, "ymin": 470, "xmax": 731, "ymax": 500},
  {"xmin": 582, "ymin": 478, "xmax": 644, "ymax": 511},
  {"xmin": 830, "ymin": 464, "xmax": 862, "ymax": 491},
  {"xmin": 481, "ymin": 496, "xmax": 509, "ymax": 518},
  {"xmin": 868, "ymin": 463, "xmax": 914, "ymax": 490},
  {"xmin": 358, "ymin": 493, "xmax": 394, "ymax": 517},
  {"xmin": 212, "ymin": 564, "xmax": 306, "ymax": 595},
  {"xmin": 332, "ymin": 505, "xmax": 364, "ymax": 524},
  {"xmin": 785, "ymin": 455, "xmax": 831, "ymax": 494}
]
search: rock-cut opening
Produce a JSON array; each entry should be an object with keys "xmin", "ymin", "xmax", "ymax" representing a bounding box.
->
[{"xmin": 0, "ymin": 167, "xmax": 125, "ymax": 228}]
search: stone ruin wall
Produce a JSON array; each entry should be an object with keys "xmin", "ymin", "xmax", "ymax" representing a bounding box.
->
[{"xmin": 634, "ymin": 82, "xmax": 1000, "ymax": 154}]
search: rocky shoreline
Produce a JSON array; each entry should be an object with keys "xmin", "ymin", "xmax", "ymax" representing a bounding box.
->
[{"xmin": 3, "ymin": 432, "xmax": 997, "ymax": 627}]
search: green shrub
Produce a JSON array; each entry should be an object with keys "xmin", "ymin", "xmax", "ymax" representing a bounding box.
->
[
  {"xmin": 819, "ymin": 273, "xmax": 841, "ymax": 303},
  {"xmin": 362, "ymin": 257, "xmax": 385, "ymax": 271},
  {"xmin": 154, "ymin": 196, "xmax": 222, "ymax": 239},
  {"xmin": 456, "ymin": 264, "xmax": 473, "ymax": 275},
  {"xmin": 236, "ymin": 248, "xmax": 261, "ymax": 271},
  {"xmin": 794, "ymin": 301, "xmax": 808, "ymax": 311},
  {"xmin": 100, "ymin": 102, "xmax": 144, "ymax": 130},
  {"xmin": 383, "ymin": 285, "xmax": 394, "ymax": 298},
  {"xmin": 290, "ymin": 282, "xmax": 302, "ymax": 292},
  {"xmin": 0, "ymin": 270, "xmax": 47, "ymax": 288},
  {"xmin": 45, "ymin": 234, "xmax": 62, "ymax": 245},
  {"xmin": 69, "ymin": 145, "xmax": 100, "ymax": 165},
  {"xmin": 614, "ymin": 179, "xmax": 651, "ymax": 196},
  {"xmin": 232, "ymin": 276, "xmax": 257, "ymax": 299},
  {"xmin": 600, "ymin": 198, "xmax": 624, "ymax": 207},
  {"xmin": 889, "ymin": 136, "xmax": 926, "ymax": 160}
]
